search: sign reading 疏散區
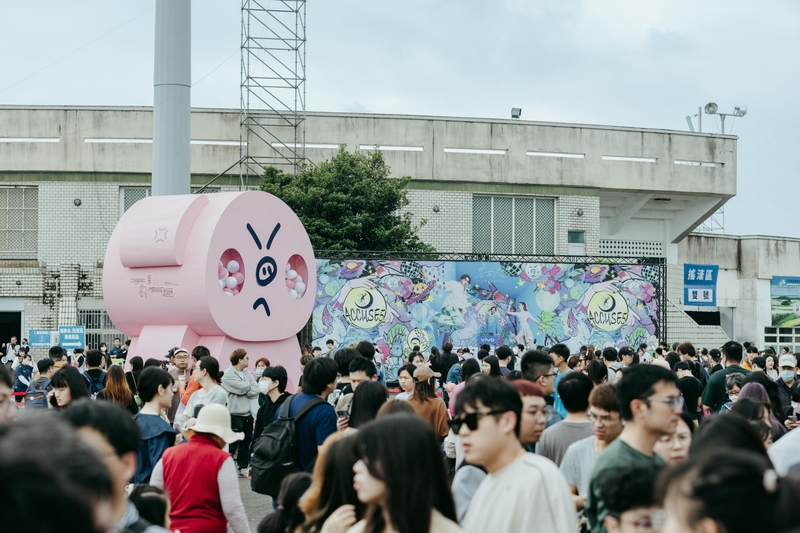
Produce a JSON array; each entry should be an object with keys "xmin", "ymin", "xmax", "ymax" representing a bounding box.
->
[{"xmin": 684, "ymin": 264, "xmax": 718, "ymax": 307}]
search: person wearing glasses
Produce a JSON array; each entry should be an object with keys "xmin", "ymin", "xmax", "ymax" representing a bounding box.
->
[
  {"xmin": 585, "ymin": 364, "xmax": 680, "ymax": 533},
  {"xmin": 599, "ymin": 464, "xmax": 663, "ymax": 533},
  {"xmin": 560, "ymin": 384, "xmax": 624, "ymax": 514},
  {"xmin": 456, "ymin": 378, "xmax": 576, "ymax": 533},
  {"xmin": 519, "ymin": 349, "xmax": 563, "ymax": 427}
]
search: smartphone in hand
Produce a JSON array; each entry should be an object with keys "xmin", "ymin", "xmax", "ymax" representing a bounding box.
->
[{"xmin": 336, "ymin": 410, "xmax": 350, "ymax": 419}]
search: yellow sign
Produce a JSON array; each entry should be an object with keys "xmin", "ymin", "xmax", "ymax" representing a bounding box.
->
[
  {"xmin": 587, "ymin": 291, "xmax": 629, "ymax": 332},
  {"xmin": 343, "ymin": 288, "xmax": 387, "ymax": 328}
]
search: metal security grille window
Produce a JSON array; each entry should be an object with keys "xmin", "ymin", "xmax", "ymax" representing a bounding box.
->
[
  {"xmin": 78, "ymin": 309, "xmax": 125, "ymax": 350},
  {"xmin": 599, "ymin": 239, "xmax": 663, "ymax": 257},
  {"xmin": 0, "ymin": 186, "xmax": 38, "ymax": 258},
  {"xmin": 472, "ymin": 196, "xmax": 555, "ymax": 254},
  {"xmin": 120, "ymin": 186, "xmax": 220, "ymax": 214}
]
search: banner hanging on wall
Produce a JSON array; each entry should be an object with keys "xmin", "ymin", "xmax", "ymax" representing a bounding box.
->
[
  {"xmin": 771, "ymin": 276, "xmax": 800, "ymax": 327},
  {"xmin": 312, "ymin": 259, "xmax": 662, "ymax": 381}
]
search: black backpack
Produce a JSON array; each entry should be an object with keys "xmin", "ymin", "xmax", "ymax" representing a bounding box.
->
[
  {"xmin": 83, "ymin": 370, "xmax": 107, "ymax": 398},
  {"xmin": 250, "ymin": 394, "xmax": 325, "ymax": 496}
]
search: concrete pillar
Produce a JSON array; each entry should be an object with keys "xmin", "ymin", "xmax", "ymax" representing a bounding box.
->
[{"xmin": 152, "ymin": 0, "xmax": 191, "ymax": 196}]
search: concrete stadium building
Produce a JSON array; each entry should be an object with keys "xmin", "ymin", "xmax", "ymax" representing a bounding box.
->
[{"xmin": 4, "ymin": 105, "xmax": 784, "ymax": 354}]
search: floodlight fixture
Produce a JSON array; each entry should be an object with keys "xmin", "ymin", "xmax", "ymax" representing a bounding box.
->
[
  {"xmin": 704, "ymin": 102, "xmax": 718, "ymax": 115},
  {"xmin": 734, "ymin": 105, "xmax": 748, "ymax": 117},
  {"xmin": 511, "ymin": 108, "xmax": 522, "ymax": 119},
  {"xmin": 701, "ymin": 102, "xmax": 748, "ymax": 134}
]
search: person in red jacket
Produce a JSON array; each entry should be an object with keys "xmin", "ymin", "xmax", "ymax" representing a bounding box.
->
[{"xmin": 150, "ymin": 403, "xmax": 251, "ymax": 533}]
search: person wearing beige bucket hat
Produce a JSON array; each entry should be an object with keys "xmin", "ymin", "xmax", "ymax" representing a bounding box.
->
[
  {"xmin": 407, "ymin": 365, "xmax": 451, "ymax": 442},
  {"xmin": 150, "ymin": 404, "xmax": 250, "ymax": 533}
]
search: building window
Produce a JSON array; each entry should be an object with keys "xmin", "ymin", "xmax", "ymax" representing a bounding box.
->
[
  {"xmin": 120, "ymin": 186, "xmax": 220, "ymax": 214},
  {"xmin": 472, "ymin": 196, "xmax": 555, "ymax": 254},
  {"xmin": 568, "ymin": 231, "xmax": 586, "ymax": 256},
  {"xmin": 78, "ymin": 309, "xmax": 126, "ymax": 349},
  {"xmin": 0, "ymin": 186, "xmax": 38, "ymax": 258},
  {"xmin": 121, "ymin": 187, "xmax": 150, "ymax": 214}
]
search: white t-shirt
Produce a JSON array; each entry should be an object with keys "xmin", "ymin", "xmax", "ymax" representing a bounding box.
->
[
  {"xmin": 184, "ymin": 385, "xmax": 228, "ymax": 420},
  {"xmin": 463, "ymin": 452, "xmax": 576, "ymax": 533},
  {"xmin": 559, "ymin": 436, "xmax": 599, "ymax": 497}
]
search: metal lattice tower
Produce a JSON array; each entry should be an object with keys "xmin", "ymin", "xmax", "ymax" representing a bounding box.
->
[
  {"xmin": 240, "ymin": 0, "xmax": 307, "ymax": 187},
  {"xmin": 698, "ymin": 207, "xmax": 725, "ymax": 234}
]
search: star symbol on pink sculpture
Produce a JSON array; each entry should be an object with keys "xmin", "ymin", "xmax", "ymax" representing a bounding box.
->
[{"xmin": 154, "ymin": 227, "xmax": 168, "ymax": 243}]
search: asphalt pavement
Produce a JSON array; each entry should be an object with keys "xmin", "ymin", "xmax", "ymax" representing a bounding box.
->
[{"xmin": 236, "ymin": 476, "xmax": 273, "ymax": 532}]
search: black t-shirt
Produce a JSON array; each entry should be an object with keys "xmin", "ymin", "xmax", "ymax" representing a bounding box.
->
[{"xmin": 679, "ymin": 376, "xmax": 703, "ymax": 419}]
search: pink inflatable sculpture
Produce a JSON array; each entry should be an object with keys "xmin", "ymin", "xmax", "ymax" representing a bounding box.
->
[{"xmin": 103, "ymin": 191, "xmax": 315, "ymax": 390}]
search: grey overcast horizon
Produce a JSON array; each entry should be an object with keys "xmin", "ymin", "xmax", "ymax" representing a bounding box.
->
[{"xmin": 3, "ymin": 0, "xmax": 798, "ymax": 239}]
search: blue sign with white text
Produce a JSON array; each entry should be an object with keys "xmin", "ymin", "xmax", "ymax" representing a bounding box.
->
[
  {"xmin": 29, "ymin": 330, "xmax": 54, "ymax": 348},
  {"xmin": 59, "ymin": 326, "xmax": 86, "ymax": 349},
  {"xmin": 684, "ymin": 264, "xmax": 718, "ymax": 307}
]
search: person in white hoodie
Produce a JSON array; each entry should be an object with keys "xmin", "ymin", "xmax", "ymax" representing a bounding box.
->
[{"xmin": 221, "ymin": 348, "xmax": 259, "ymax": 477}]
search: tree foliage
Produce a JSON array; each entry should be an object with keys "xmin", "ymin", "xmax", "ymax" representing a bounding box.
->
[{"xmin": 260, "ymin": 146, "xmax": 434, "ymax": 252}]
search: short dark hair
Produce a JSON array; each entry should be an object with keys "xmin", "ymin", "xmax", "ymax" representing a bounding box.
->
[
  {"xmin": 747, "ymin": 345, "xmax": 759, "ymax": 354},
  {"xmin": 616, "ymin": 365, "xmax": 678, "ymax": 421},
  {"xmin": 349, "ymin": 356, "xmax": 377, "ymax": 378},
  {"xmin": 326, "ymin": 339, "xmax": 334, "ymax": 346},
  {"xmin": 558, "ymin": 372, "xmax": 593, "ymax": 413},
  {"xmin": 520, "ymin": 350, "xmax": 554, "ymax": 382},
  {"xmin": 676, "ymin": 342, "xmax": 696, "ymax": 358},
  {"xmin": 312, "ymin": 346, "xmax": 322, "ymax": 353},
  {"xmin": 85, "ymin": 349, "xmax": 104, "ymax": 368},
  {"xmin": 333, "ymin": 348, "xmax": 359, "ymax": 376},
  {"xmin": 602, "ymin": 347, "xmax": 618, "ymax": 362},
  {"xmin": 302, "ymin": 357, "xmax": 338, "ymax": 395},
  {"xmin": 550, "ymin": 344, "xmax": 570, "ymax": 361},
  {"xmin": 477, "ymin": 349, "xmax": 489, "ymax": 360},
  {"xmin": 751, "ymin": 356, "xmax": 767, "ymax": 371},
  {"xmin": 62, "ymin": 398, "xmax": 141, "ymax": 457},
  {"xmin": 36, "ymin": 358, "xmax": 54, "ymax": 374},
  {"xmin": 674, "ymin": 361, "xmax": 693, "ymax": 372},
  {"xmin": 262, "ymin": 366, "xmax": 288, "ymax": 393},
  {"xmin": 455, "ymin": 378, "xmax": 522, "ymax": 437},
  {"xmin": 722, "ymin": 341, "xmax": 743, "ymax": 363},
  {"xmin": 355, "ymin": 340, "xmax": 375, "ymax": 360},
  {"xmin": 192, "ymin": 345, "xmax": 210, "ymax": 361},
  {"xmin": 144, "ymin": 358, "xmax": 163, "ymax": 369},
  {"xmin": 129, "ymin": 485, "xmax": 169, "ymax": 528},
  {"xmin": 48, "ymin": 345, "xmax": 64, "ymax": 361},
  {"xmin": 495, "ymin": 346, "xmax": 513, "ymax": 361},
  {"xmin": 137, "ymin": 367, "xmax": 173, "ymax": 403},
  {"xmin": 601, "ymin": 464, "xmax": 659, "ymax": 518}
]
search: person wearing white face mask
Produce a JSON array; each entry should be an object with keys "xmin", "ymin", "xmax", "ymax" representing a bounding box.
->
[
  {"xmin": 777, "ymin": 354, "xmax": 799, "ymax": 416},
  {"xmin": 250, "ymin": 365, "xmax": 291, "ymax": 476}
]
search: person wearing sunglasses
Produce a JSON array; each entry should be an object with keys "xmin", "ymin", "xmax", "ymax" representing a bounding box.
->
[
  {"xmin": 585, "ymin": 365, "xmax": 680, "ymax": 533},
  {"xmin": 456, "ymin": 378, "xmax": 576, "ymax": 533}
]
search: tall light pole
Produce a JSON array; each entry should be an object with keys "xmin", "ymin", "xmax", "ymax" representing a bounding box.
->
[{"xmin": 152, "ymin": 0, "xmax": 191, "ymax": 196}]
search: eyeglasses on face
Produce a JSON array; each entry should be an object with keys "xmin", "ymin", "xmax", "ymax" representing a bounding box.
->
[
  {"xmin": 450, "ymin": 410, "xmax": 506, "ymax": 433},
  {"xmin": 587, "ymin": 411, "xmax": 620, "ymax": 424},
  {"xmin": 645, "ymin": 396, "xmax": 684, "ymax": 410}
]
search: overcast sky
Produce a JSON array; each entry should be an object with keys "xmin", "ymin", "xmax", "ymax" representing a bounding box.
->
[{"xmin": 2, "ymin": 1, "xmax": 798, "ymax": 238}]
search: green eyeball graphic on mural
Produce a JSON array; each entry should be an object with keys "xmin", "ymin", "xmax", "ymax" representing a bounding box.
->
[
  {"xmin": 343, "ymin": 287, "xmax": 387, "ymax": 328},
  {"xmin": 587, "ymin": 290, "xmax": 629, "ymax": 332}
]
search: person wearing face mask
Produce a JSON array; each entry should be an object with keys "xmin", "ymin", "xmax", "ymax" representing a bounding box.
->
[
  {"xmin": 251, "ymin": 365, "xmax": 291, "ymax": 471},
  {"xmin": 776, "ymin": 354, "xmax": 799, "ymax": 414},
  {"xmin": 13, "ymin": 351, "xmax": 34, "ymax": 397},
  {"xmin": 719, "ymin": 372, "xmax": 745, "ymax": 413}
]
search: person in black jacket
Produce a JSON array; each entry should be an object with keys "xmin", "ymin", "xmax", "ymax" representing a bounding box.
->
[
  {"xmin": 440, "ymin": 342, "xmax": 459, "ymax": 378},
  {"xmin": 250, "ymin": 365, "xmax": 291, "ymax": 462}
]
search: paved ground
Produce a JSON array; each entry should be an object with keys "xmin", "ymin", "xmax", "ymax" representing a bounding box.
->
[{"xmin": 237, "ymin": 476, "xmax": 273, "ymax": 532}]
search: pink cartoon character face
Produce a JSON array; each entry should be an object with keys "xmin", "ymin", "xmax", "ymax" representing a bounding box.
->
[{"xmin": 103, "ymin": 191, "xmax": 315, "ymax": 386}]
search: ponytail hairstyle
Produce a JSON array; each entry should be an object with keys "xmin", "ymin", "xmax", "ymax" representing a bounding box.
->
[
  {"xmin": 657, "ymin": 450, "xmax": 800, "ymax": 533},
  {"xmin": 198, "ymin": 356, "xmax": 222, "ymax": 384},
  {"xmin": 258, "ymin": 472, "xmax": 312, "ymax": 533}
]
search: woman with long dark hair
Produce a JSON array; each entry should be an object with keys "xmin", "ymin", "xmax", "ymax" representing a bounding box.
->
[
  {"xmin": 258, "ymin": 473, "xmax": 312, "ymax": 533},
  {"xmin": 126, "ymin": 356, "xmax": 144, "ymax": 395},
  {"xmin": 481, "ymin": 356, "xmax": 503, "ymax": 379},
  {"xmin": 48, "ymin": 367, "xmax": 90, "ymax": 409},
  {"xmin": 348, "ymin": 381, "xmax": 387, "ymax": 431},
  {"xmin": 586, "ymin": 360, "xmax": 608, "ymax": 387},
  {"xmin": 181, "ymin": 356, "xmax": 227, "ymax": 430},
  {"xmin": 97, "ymin": 365, "xmax": 139, "ymax": 415},
  {"xmin": 407, "ymin": 366, "xmax": 450, "ymax": 442},
  {"xmin": 134, "ymin": 367, "xmax": 177, "ymax": 483},
  {"xmin": 300, "ymin": 433, "xmax": 365, "ymax": 533},
  {"xmin": 350, "ymin": 415, "xmax": 461, "ymax": 533}
]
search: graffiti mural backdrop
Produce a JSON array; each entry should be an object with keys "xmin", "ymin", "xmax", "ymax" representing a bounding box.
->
[{"xmin": 312, "ymin": 259, "xmax": 662, "ymax": 380}]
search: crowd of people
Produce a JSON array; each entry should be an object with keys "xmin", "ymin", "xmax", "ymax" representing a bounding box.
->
[{"xmin": 1, "ymin": 336, "xmax": 800, "ymax": 533}]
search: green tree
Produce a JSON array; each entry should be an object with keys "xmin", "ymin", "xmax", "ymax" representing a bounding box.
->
[{"xmin": 260, "ymin": 146, "xmax": 434, "ymax": 252}]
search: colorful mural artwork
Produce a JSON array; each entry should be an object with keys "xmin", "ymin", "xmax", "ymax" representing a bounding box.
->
[{"xmin": 312, "ymin": 259, "xmax": 662, "ymax": 381}]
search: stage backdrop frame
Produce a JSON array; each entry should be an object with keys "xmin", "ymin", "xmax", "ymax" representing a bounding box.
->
[{"xmin": 306, "ymin": 252, "xmax": 666, "ymax": 381}]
